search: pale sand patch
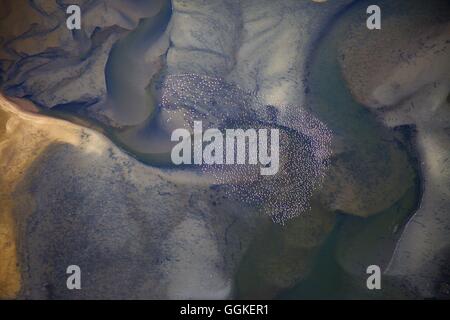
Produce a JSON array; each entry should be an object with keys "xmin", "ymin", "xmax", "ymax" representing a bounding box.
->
[
  {"xmin": 162, "ymin": 216, "xmax": 233, "ymax": 299},
  {"xmin": 0, "ymin": 94, "xmax": 120, "ymax": 298}
]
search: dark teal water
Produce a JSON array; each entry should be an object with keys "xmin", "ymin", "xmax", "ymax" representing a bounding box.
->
[{"xmin": 235, "ymin": 0, "xmax": 422, "ymax": 299}]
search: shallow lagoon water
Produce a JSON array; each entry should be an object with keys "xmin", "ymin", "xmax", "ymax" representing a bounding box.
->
[{"xmin": 235, "ymin": 1, "xmax": 421, "ymax": 299}]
